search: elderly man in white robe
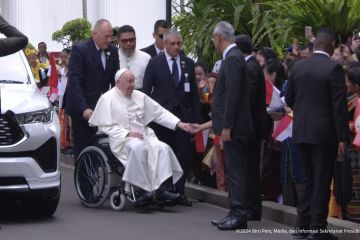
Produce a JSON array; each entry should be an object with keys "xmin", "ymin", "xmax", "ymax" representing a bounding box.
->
[{"xmin": 89, "ymin": 68, "xmax": 191, "ymax": 205}]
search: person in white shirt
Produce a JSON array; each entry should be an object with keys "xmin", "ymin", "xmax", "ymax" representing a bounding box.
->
[
  {"xmin": 89, "ymin": 69, "xmax": 193, "ymax": 204},
  {"xmin": 117, "ymin": 25, "xmax": 150, "ymax": 90}
]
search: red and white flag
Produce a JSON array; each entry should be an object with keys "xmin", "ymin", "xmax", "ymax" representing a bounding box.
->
[
  {"xmin": 265, "ymin": 79, "xmax": 284, "ymax": 110},
  {"xmin": 194, "ymin": 129, "xmax": 210, "ymax": 153},
  {"xmin": 272, "ymin": 114, "xmax": 293, "ymax": 142},
  {"xmin": 46, "ymin": 53, "xmax": 59, "ymax": 103}
]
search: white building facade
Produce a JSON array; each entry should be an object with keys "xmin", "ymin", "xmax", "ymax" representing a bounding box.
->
[{"xmin": 0, "ymin": 0, "xmax": 167, "ymax": 51}]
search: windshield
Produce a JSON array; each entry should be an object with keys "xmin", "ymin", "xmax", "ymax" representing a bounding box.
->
[{"xmin": 0, "ymin": 51, "xmax": 30, "ymax": 84}]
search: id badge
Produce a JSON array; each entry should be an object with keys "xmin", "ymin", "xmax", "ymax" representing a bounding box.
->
[{"xmin": 184, "ymin": 82, "xmax": 190, "ymax": 92}]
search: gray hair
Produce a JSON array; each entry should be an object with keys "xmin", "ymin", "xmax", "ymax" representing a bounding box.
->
[
  {"xmin": 163, "ymin": 29, "xmax": 182, "ymax": 43},
  {"xmin": 213, "ymin": 21, "xmax": 235, "ymax": 42},
  {"xmin": 93, "ymin": 19, "xmax": 111, "ymax": 31}
]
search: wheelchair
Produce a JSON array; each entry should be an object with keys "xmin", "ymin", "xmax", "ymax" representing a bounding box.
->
[{"xmin": 74, "ymin": 134, "xmax": 158, "ymax": 211}]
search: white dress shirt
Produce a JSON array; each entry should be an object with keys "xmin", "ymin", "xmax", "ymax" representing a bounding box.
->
[
  {"xmin": 164, "ymin": 50, "xmax": 181, "ymax": 81},
  {"xmin": 119, "ymin": 49, "xmax": 151, "ymax": 89}
]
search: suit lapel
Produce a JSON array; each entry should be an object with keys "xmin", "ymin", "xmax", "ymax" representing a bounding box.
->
[
  {"xmin": 160, "ymin": 53, "xmax": 172, "ymax": 77},
  {"xmin": 88, "ymin": 39, "xmax": 105, "ymax": 72},
  {"xmin": 179, "ymin": 55, "xmax": 186, "ymax": 83},
  {"xmin": 151, "ymin": 45, "xmax": 157, "ymax": 57}
]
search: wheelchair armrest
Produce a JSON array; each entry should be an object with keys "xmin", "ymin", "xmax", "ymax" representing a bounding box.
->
[{"xmin": 91, "ymin": 133, "xmax": 109, "ymax": 144}]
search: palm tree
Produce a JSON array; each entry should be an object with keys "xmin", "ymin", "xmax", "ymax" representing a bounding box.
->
[
  {"xmin": 173, "ymin": 0, "xmax": 263, "ymax": 67},
  {"xmin": 256, "ymin": 0, "xmax": 360, "ymax": 52}
]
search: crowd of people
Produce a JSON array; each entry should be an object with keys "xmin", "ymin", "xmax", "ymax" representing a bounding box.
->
[{"xmin": 3, "ymin": 12, "xmax": 360, "ymax": 239}]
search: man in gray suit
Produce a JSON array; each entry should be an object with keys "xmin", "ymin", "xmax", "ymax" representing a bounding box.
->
[{"xmin": 210, "ymin": 21, "xmax": 254, "ymax": 231}]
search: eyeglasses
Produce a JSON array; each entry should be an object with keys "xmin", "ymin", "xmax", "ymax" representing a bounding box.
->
[{"xmin": 119, "ymin": 37, "xmax": 136, "ymax": 44}]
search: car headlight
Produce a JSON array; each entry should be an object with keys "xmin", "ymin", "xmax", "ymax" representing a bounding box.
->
[{"xmin": 15, "ymin": 108, "xmax": 53, "ymax": 124}]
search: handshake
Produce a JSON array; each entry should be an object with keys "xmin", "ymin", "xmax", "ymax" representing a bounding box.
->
[{"xmin": 176, "ymin": 122, "xmax": 209, "ymax": 134}]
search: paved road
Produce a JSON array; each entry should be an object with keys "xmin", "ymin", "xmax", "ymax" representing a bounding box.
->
[{"xmin": 0, "ymin": 164, "xmax": 295, "ymax": 240}]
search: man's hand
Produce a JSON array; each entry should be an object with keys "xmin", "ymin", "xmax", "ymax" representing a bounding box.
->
[
  {"xmin": 269, "ymin": 111, "xmax": 284, "ymax": 121},
  {"xmin": 351, "ymin": 38, "xmax": 360, "ymax": 53},
  {"xmin": 83, "ymin": 108, "xmax": 93, "ymax": 121},
  {"xmin": 221, "ymin": 128, "xmax": 231, "ymax": 142},
  {"xmin": 198, "ymin": 80, "xmax": 207, "ymax": 89},
  {"xmin": 339, "ymin": 142, "xmax": 347, "ymax": 154},
  {"xmin": 177, "ymin": 122, "xmax": 193, "ymax": 133},
  {"xmin": 127, "ymin": 132, "xmax": 144, "ymax": 139},
  {"xmin": 190, "ymin": 123, "xmax": 202, "ymax": 133}
]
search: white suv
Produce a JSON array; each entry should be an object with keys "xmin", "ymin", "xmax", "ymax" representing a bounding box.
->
[{"xmin": 0, "ymin": 50, "xmax": 61, "ymax": 217}]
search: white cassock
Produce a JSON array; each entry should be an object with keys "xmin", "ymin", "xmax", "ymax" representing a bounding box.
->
[{"xmin": 89, "ymin": 87, "xmax": 183, "ymax": 192}]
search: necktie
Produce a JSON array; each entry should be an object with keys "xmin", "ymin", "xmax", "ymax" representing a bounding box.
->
[
  {"xmin": 99, "ymin": 49, "xmax": 106, "ymax": 69},
  {"xmin": 171, "ymin": 58, "xmax": 179, "ymax": 86}
]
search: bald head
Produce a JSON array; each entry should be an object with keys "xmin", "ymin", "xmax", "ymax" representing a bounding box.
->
[{"xmin": 92, "ymin": 19, "xmax": 113, "ymax": 49}]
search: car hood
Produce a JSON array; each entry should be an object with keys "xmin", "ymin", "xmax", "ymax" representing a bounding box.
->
[{"xmin": 0, "ymin": 84, "xmax": 50, "ymax": 114}]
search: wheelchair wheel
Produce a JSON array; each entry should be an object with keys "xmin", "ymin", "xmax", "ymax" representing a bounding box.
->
[
  {"xmin": 74, "ymin": 146, "xmax": 111, "ymax": 208},
  {"xmin": 110, "ymin": 191, "xmax": 126, "ymax": 211}
]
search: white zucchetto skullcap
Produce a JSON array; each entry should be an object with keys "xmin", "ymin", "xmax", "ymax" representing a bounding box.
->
[{"xmin": 115, "ymin": 68, "xmax": 128, "ymax": 82}]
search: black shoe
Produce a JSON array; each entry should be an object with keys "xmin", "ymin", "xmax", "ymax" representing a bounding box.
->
[
  {"xmin": 307, "ymin": 232, "xmax": 338, "ymax": 240},
  {"xmin": 156, "ymin": 191, "xmax": 180, "ymax": 206},
  {"xmin": 211, "ymin": 216, "xmax": 231, "ymax": 226},
  {"xmin": 292, "ymin": 226, "xmax": 310, "ymax": 239},
  {"xmin": 177, "ymin": 194, "xmax": 192, "ymax": 207},
  {"xmin": 247, "ymin": 211, "xmax": 262, "ymax": 221},
  {"xmin": 134, "ymin": 192, "xmax": 154, "ymax": 206},
  {"xmin": 217, "ymin": 217, "xmax": 247, "ymax": 231}
]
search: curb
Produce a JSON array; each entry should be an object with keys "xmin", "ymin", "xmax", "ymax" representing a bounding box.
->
[{"xmin": 185, "ymin": 182, "xmax": 360, "ymax": 239}]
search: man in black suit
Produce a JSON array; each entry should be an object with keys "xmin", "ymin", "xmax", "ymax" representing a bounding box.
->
[
  {"xmin": 141, "ymin": 19, "xmax": 170, "ymax": 58},
  {"xmin": 235, "ymin": 34, "xmax": 266, "ymax": 221},
  {"xmin": 0, "ymin": 14, "xmax": 28, "ymax": 56},
  {"xmin": 210, "ymin": 21, "xmax": 253, "ymax": 231},
  {"xmin": 285, "ymin": 28, "xmax": 349, "ymax": 240},
  {"xmin": 66, "ymin": 19, "xmax": 119, "ymax": 158},
  {"xmin": 143, "ymin": 29, "xmax": 201, "ymax": 206}
]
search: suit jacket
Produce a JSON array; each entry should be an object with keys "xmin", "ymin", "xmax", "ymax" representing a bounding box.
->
[
  {"xmin": 247, "ymin": 55, "xmax": 267, "ymax": 139},
  {"xmin": 140, "ymin": 44, "xmax": 157, "ymax": 58},
  {"xmin": 0, "ymin": 15, "xmax": 28, "ymax": 57},
  {"xmin": 142, "ymin": 52, "xmax": 201, "ymax": 123},
  {"xmin": 285, "ymin": 53, "xmax": 349, "ymax": 144},
  {"xmin": 212, "ymin": 46, "xmax": 253, "ymax": 136},
  {"xmin": 66, "ymin": 38, "xmax": 119, "ymax": 115}
]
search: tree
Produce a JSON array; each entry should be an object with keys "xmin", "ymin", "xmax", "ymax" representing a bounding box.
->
[
  {"xmin": 52, "ymin": 18, "xmax": 92, "ymax": 48},
  {"xmin": 172, "ymin": 0, "xmax": 264, "ymax": 67},
  {"xmin": 173, "ymin": 0, "xmax": 360, "ymax": 63},
  {"xmin": 256, "ymin": 0, "xmax": 360, "ymax": 54}
]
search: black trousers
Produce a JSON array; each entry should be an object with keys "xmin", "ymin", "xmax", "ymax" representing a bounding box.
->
[
  {"xmin": 151, "ymin": 123, "xmax": 191, "ymax": 194},
  {"xmin": 70, "ymin": 113, "xmax": 96, "ymax": 159},
  {"xmin": 246, "ymin": 136, "xmax": 262, "ymax": 215},
  {"xmin": 223, "ymin": 135, "xmax": 250, "ymax": 221},
  {"xmin": 296, "ymin": 140, "xmax": 338, "ymax": 229}
]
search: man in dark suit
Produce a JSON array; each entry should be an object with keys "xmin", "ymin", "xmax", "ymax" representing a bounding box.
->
[
  {"xmin": 285, "ymin": 28, "xmax": 349, "ymax": 240},
  {"xmin": 66, "ymin": 19, "xmax": 119, "ymax": 158},
  {"xmin": 235, "ymin": 34, "xmax": 266, "ymax": 221},
  {"xmin": 143, "ymin": 29, "xmax": 201, "ymax": 206},
  {"xmin": 0, "ymin": 14, "xmax": 28, "ymax": 56},
  {"xmin": 210, "ymin": 21, "xmax": 253, "ymax": 231},
  {"xmin": 140, "ymin": 19, "xmax": 170, "ymax": 58}
]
